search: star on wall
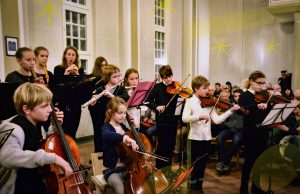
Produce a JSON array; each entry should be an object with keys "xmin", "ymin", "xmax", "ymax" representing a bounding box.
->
[
  {"xmin": 212, "ymin": 38, "xmax": 231, "ymax": 56},
  {"xmin": 265, "ymin": 37, "xmax": 279, "ymax": 54},
  {"xmin": 154, "ymin": 0, "xmax": 176, "ymax": 14},
  {"xmin": 35, "ymin": 0, "xmax": 62, "ymax": 26}
]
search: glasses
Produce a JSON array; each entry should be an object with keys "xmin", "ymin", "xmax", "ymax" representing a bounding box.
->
[{"xmin": 254, "ymin": 81, "xmax": 266, "ymax": 85}]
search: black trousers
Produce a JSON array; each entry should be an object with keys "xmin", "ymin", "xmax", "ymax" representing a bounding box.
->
[
  {"xmin": 60, "ymin": 103, "xmax": 81, "ymax": 139},
  {"xmin": 240, "ymin": 140, "xmax": 268, "ymax": 194},
  {"xmin": 190, "ymin": 140, "xmax": 211, "ymax": 189},
  {"xmin": 155, "ymin": 122, "xmax": 177, "ymax": 169}
]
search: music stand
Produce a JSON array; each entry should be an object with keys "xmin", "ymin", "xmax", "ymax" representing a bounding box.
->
[
  {"xmin": 261, "ymin": 102, "xmax": 300, "ymax": 127},
  {"xmin": 50, "ymin": 75, "xmax": 95, "ymax": 105},
  {"xmin": 127, "ymin": 80, "xmax": 156, "ymax": 108},
  {"xmin": 174, "ymin": 98, "xmax": 186, "ymax": 169},
  {"xmin": 0, "ymin": 128, "xmax": 14, "ymax": 150},
  {"xmin": 258, "ymin": 101, "xmax": 299, "ymax": 194}
]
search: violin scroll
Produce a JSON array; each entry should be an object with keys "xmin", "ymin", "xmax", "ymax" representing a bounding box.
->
[{"xmin": 166, "ymin": 81, "xmax": 193, "ymax": 99}]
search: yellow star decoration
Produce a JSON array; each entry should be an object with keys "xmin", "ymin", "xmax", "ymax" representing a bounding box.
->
[
  {"xmin": 212, "ymin": 38, "xmax": 231, "ymax": 57},
  {"xmin": 35, "ymin": 0, "xmax": 62, "ymax": 26},
  {"xmin": 154, "ymin": 0, "xmax": 176, "ymax": 14},
  {"xmin": 265, "ymin": 38, "xmax": 279, "ymax": 54}
]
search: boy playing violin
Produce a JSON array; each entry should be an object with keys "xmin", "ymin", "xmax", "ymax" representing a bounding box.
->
[
  {"xmin": 182, "ymin": 75, "xmax": 240, "ymax": 191},
  {"xmin": 146, "ymin": 65, "xmax": 179, "ymax": 169},
  {"xmin": 0, "ymin": 83, "xmax": 72, "ymax": 194}
]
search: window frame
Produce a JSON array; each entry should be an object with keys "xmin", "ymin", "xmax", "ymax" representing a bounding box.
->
[{"xmin": 62, "ymin": 1, "xmax": 92, "ymax": 73}]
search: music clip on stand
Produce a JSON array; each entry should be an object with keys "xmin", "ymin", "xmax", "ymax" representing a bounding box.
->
[{"xmin": 258, "ymin": 101, "xmax": 300, "ymax": 194}]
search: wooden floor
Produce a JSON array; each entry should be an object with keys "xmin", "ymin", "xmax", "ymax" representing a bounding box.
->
[{"xmin": 77, "ymin": 137, "xmax": 300, "ymax": 194}]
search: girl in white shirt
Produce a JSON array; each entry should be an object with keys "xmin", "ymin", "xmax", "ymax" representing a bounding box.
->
[{"xmin": 182, "ymin": 75, "xmax": 240, "ymax": 191}]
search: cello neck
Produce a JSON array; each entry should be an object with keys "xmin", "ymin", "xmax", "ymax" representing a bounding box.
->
[
  {"xmin": 125, "ymin": 113, "xmax": 146, "ymax": 152},
  {"xmin": 50, "ymin": 103, "xmax": 79, "ymax": 171}
]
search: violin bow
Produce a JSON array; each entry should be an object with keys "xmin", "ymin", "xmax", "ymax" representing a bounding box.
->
[
  {"xmin": 208, "ymin": 91, "xmax": 222, "ymax": 114},
  {"xmin": 266, "ymin": 80, "xmax": 281, "ymax": 104},
  {"xmin": 164, "ymin": 74, "xmax": 191, "ymax": 111},
  {"xmin": 135, "ymin": 150, "xmax": 169, "ymax": 162}
]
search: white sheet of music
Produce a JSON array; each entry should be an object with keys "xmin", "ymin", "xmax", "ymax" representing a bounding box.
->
[{"xmin": 261, "ymin": 101, "xmax": 300, "ymax": 126}]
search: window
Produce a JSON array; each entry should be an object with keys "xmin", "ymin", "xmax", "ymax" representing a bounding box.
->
[
  {"xmin": 65, "ymin": 10, "xmax": 87, "ymax": 51},
  {"xmin": 63, "ymin": 1, "xmax": 91, "ymax": 73},
  {"xmin": 155, "ymin": 0, "xmax": 165, "ymax": 26},
  {"xmin": 66, "ymin": 0, "xmax": 86, "ymax": 6},
  {"xmin": 154, "ymin": 31, "xmax": 166, "ymax": 80},
  {"xmin": 154, "ymin": 0, "xmax": 167, "ymax": 80}
]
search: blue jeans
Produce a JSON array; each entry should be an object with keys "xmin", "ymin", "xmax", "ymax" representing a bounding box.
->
[{"xmin": 216, "ymin": 129, "xmax": 243, "ymax": 165}]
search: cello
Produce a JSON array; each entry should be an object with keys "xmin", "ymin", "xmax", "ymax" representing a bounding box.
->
[
  {"xmin": 116, "ymin": 113, "xmax": 169, "ymax": 194},
  {"xmin": 40, "ymin": 103, "xmax": 92, "ymax": 194}
]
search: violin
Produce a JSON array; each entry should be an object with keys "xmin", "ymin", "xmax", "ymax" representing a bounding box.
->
[
  {"xmin": 255, "ymin": 90, "xmax": 291, "ymax": 104},
  {"xmin": 166, "ymin": 81, "xmax": 193, "ymax": 99},
  {"xmin": 116, "ymin": 113, "xmax": 168, "ymax": 194},
  {"xmin": 200, "ymin": 95, "xmax": 233, "ymax": 112},
  {"xmin": 199, "ymin": 95, "xmax": 248, "ymax": 115}
]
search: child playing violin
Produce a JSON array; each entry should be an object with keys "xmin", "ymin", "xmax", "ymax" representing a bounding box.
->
[
  {"xmin": 239, "ymin": 71, "xmax": 269, "ymax": 194},
  {"xmin": 146, "ymin": 65, "xmax": 179, "ymax": 169},
  {"xmin": 181, "ymin": 75, "xmax": 240, "ymax": 191},
  {"xmin": 102, "ymin": 97, "xmax": 139, "ymax": 194},
  {"xmin": 89, "ymin": 64, "xmax": 129, "ymax": 152},
  {"xmin": 0, "ymin": 83, "xmax": 72, "ymax": 194}
]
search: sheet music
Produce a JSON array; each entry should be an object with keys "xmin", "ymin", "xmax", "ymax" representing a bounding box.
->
[
  {"xmin": 127, "ymin": 81, "xmax": 156, "ymax": 107},
  {"xmin": 175, "ymin": 98, "xmax": 185, "ymax": 116},
  {"xmin": 261, "ymin": 101, "xmax": 299, "ymax": 126}
]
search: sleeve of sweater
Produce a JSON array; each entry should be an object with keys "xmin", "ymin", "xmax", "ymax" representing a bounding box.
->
[
  {"xmin": 102, "ymin": 123, "xmax": 124, "ymax": 142},
  {"xmin": 0, "ymin": 121, "xmax": 56, "ymax": 169},
  {"xmin": 182, "ymin": 98, "xmax": 200, "ymax": 123},
  {"xmin": 210, "ymin": 108, "xmax": 232, "ymax": 124}
]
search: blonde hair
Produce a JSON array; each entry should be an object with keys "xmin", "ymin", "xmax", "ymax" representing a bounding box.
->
[
  {"xmin": 102, "ymin": 64, "xmax": 120, "ymax": 84},
  {"xmin": 191, "ymin": 75, "xmax": 210, "ymax": 92},
  {"xmin": 105, "ymin": 97, "xmax": 127, "ymax": 122},
  {"xmin": 13, "ymin": 83, "xmax": 53, "ymax": 115}
]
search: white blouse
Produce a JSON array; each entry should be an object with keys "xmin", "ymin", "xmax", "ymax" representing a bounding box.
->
[{"xmin": 182, "ymin": 94, "xmax": 233, "ymax": 141}]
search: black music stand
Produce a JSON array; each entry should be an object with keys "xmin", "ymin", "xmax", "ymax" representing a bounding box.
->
[
  {"xmin": 174, "ymin": 98, "xmax": 186, "ymax": 169},
  {"xmin": 261, "ymin": 102, "xmax": 299, "ymax": 127},
  {"xmin": 50, "ymin": 75, "xmax": 95, "ymax": 106},
  {"xmin": 255, "ymin": 101, "xmax": 300, "ymax": 194},
  {"xmin": 0, "ymin": 128, "xmax": 14, "ymax": 150},
  {"xmin": 127, "ymin": 80, "xmax": 156, "ymax": 108},
  {"xmin": 0, "ymin": 82, "xmax": 24, "ymax": 120}
]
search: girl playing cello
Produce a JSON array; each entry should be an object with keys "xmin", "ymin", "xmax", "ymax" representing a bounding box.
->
[{"xmin": 102, "ymin": 97, "xmax": 139, "ymax": 194}]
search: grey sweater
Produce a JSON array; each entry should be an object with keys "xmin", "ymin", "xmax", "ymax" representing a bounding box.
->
[{"xmin": 0, "ymin": 118, "xmax": 56, "ymax": 194}]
